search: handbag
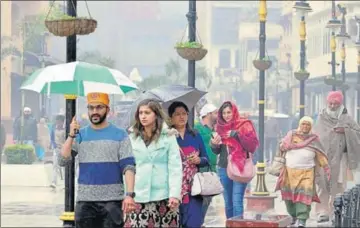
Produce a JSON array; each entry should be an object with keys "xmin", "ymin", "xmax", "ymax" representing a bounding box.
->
[
  {"xmin": 268, "ymin": 150, "xmax": 286, "ymax": 177},
  {"xmin": 227, "ymin": 146, "xmax": 256, "ymax": 183},
  {"xmin": 191, "ymin": 166, "xmax": 224, "ymax": 196}
]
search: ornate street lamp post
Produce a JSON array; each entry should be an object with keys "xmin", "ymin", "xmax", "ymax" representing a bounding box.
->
[
  {"xmin": 186, "ymin": 0, "xmax": 196, "ymax": 127},
  {"xmin": 354, "ymin": 16, "xmax": 360, "ymax": 123},
  {"xmin": 336, "ymin": 4, "xmax": 350, "ymax": 105},
  {"xmin": 253, "ymin": 0, "xmax": 268, "ymax": 196},
  {"xmin": 324, "ymin": 0, "xmax": 342, "ymax": 91},
  {"xmin": 293, "ymin": 0, "xmax": 312, "ymax": 119},
  {"xmin": 60, "ymin": 0, "xmax": 77, "ymax": 227}
]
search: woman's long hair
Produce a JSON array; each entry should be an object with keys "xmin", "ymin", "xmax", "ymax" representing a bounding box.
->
[
  {"xmin": 132, "ymin": 99, "xmax": 169, "ymax": 143},
  {"xmin": 168, "ymin": 101, "xmax": 196, "ymax": 136}
]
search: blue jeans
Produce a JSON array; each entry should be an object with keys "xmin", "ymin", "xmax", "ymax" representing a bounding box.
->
[{"xmin": 218, "ymin": 168, "xmax": 247, "ymax": 219}]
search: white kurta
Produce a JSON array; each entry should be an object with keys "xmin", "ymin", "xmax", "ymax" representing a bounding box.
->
[{"xmin": 285, "ymin": 148, "xmax": 316, "ymax": 169}]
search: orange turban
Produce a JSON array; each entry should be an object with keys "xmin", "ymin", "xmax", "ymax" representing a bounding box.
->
[
  {"xmin": 87, "ymin": 92, "xmax": 110, "ymax": 106},
  {"xmin": 327, "ymin": 91, "xmax": 343, "ymax": 104}
]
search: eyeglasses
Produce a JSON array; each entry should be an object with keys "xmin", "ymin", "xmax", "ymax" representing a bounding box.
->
[{"xmin": 87, "ymin": 105, "xmax": 107, "ymax": 111}]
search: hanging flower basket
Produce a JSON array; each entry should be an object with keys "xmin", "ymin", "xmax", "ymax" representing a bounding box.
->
[
  {"xmin": 294, "ymin": 71, "xmax": 310, "ymax": 81},
  {"xmin": 45, "ymin": 18, "xmax": 97, "ymax": 37},
  {"xmin": 253, "ymin": 59, "xmax": 272, "ymax": 71},
  {"xmin": 44, "ymin": 1, "xmax": 97, "ymax": 37},
  {"xmin": 175, "ymin": 42, "xmax": 207, "ymax": 61},
  {"xmin": 324, "ymin": 77, "xmax": 343, "ymax": 87}
]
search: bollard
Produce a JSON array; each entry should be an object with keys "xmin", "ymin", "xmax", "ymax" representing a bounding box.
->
[
  {"xmin": 334, "ymin": 193, "xmax": 343, "ymax": 227},
  {"xmin": 342, "ymin": 190, "xmax": 351, "ymax": 227}
]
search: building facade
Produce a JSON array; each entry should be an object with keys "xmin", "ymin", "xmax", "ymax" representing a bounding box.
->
[{"xmin": 279, "ymin": 1, "xmax": 360, "ymax": 117}]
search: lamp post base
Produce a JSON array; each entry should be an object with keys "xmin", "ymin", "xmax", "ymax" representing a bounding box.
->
[
  {"xmin": 245, "ymin": 195, "xmax": 277, "ymax": 212},
  {"xmin": 60, "ymin": 211, "xmax": 75, "ymax": 227},
  {"xmin": 226, "ymin": 214, "xmax": 292, "ymax": 227}
]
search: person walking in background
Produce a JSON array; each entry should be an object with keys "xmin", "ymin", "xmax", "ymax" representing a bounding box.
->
[
  {"xmin": 1, "ymin": 122, "xmax": 6, "ymax": 152},
  {"xmin": 194, "ymin": 103, "xmax": 218, "ymax": 224},
  {"xmin": 275, "ymin": 116, "xmax": 330, "ymax": 227},
  {"xmin": 265, "ymin": 117, "xmax": 280, "ymax": 164},
  {"xmin": 211, "ymin": 101, "xmax": 259, "ymax": 219},
  {"xmin": 13, "ymin": 107, "xmax": 37, "ymax": 145},
  {"xmin": 125, "ymin": 99, "xmax": 182, "ymax": 227},
  {"xmin": 50, "ymin": 114, "xmax": 65, "ymax": 188},
  {"xmin": 313, "ymin": 91, "xmax": 360, "ymax": 223},
  {"xmin": 36, "ymin": 118, "xmax": 50, "ymax": 161},
  {"xmin": 168, "ymin": 101, "xmax": 209, "ymax": 227},
  {"xmin": 59, "ymin": 92, "xmax": 136, "ymax": 228}
]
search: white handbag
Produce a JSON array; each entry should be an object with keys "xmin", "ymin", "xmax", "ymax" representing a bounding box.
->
[{"xmin": 191, "ymin": 170, "xmax": 224, "ymax": 196}]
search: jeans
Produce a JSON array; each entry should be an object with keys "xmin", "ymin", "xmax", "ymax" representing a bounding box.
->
[
  {"xmin": 218, "ymin": 168, "xmax": 247, "ymax": 219},
  {"xmin": 201, "ymin": 196, "xmax": 212, "ymax": 221},
  {"xmin": 75, "ymin": 201, "xmax": 124, "ymax": 228}
]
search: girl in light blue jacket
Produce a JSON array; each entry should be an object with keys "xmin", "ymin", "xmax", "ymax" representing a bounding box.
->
[{"xmin": 125, "ymin": 99, "xmax": 183, "ymax": 228}]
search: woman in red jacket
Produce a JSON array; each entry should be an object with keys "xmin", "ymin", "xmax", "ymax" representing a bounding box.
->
[{"xmin": 211, "ymin": 101, "xmax": 259, "ymax": 218}]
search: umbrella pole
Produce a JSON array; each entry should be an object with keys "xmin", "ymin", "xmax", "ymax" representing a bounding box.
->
[{"xmin": 60, "ymin": 0, "xmax": 77, "ymax": 227}]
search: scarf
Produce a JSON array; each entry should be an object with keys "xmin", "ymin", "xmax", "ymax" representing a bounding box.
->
[
  {"xmin": 179, "ymin": 147, "xmax": 199, "ymax": 204},
  {"xmin": 216, "ymin": 101, "xmax": 251, "ymax": 172},
  {"xmin": 280, "ymin": 130, "xmax": 318, "ymax": 151}
]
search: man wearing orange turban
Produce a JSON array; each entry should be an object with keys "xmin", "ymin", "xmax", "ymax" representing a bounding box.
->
[
  {"xmin": 58, "ymin": 92, "xmax": 137, "ymax": 227},
  {"xmin": 313, "ymin": 91, "xmax": 360, "ymax": 223}
]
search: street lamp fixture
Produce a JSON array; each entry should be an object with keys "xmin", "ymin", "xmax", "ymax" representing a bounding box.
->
[
  {"xmin": 293, "ymin": 1, "xmax": 312, "ymax": 19},
  {"xmin": 336, "ymin": 4, "xmax": 350, "ymax": 104},
  {"xmin": 324, "ymin": 0, "xmax": 343, "ymax": 91},
  {"xmin": 293, "ymin": 0, "xmax": 312, "ymax": 118}
]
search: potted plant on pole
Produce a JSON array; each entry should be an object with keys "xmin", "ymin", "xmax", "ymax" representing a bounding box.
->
[
  {"xmin": 324, "ymin": 77, "xmax": 344, "ymax": 87},
  {"xmin": 175, "ymin": 26, "xmax": 207, "ymax": 61},
  {"xmin": 45, "ymin": 0, "xmax": 97, "ymax": 37},
  {"xmin": 253, "ymin": 51, "xmax": 272, "ymax": 71},
  {"xmin": 294, "ymin": 69, "xmax": 310, "ymax": 80}
]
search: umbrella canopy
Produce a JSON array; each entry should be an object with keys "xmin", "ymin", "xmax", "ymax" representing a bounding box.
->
[
  {"xmin": 118, "ymin": 85, "xmax": 207, "ymax": 128},
  {"xmin": 20, "ymin": 61, "xmax": 138, "ymax": 96}
]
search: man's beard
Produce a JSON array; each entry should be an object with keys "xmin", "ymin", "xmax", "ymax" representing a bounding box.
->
[
  {"xmin": 89, "ymin": 113, "xmax": 107, "ymax": 125},
  {"xmin": 326, "ymin": 106, "xmax": 343, "ymax": 119}
]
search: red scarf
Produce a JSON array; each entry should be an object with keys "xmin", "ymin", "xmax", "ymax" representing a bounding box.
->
[{"xmin": 216, "ymin": 101, "xmax": 253, "ymax": 172}]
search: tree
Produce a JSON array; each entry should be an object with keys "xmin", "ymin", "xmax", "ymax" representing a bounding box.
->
[
  {"xmin": 1, "ymin": 37, "xmax": 20, "ymax": 61},
  {"xmin": 1, "ymin": 4, "xmax": 64, "ymax": 61},
  {"xmin": 78, "ymin": 51, "xmax": 115, "ymax": 68},
  {"xmin": 137, "ymin": 58, "xmax": 213, "ymax": 92}
]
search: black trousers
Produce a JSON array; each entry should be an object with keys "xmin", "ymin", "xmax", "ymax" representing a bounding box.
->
[{"xmin": 75, "ymin": 201, "xmax": 123, "ymax": 228}]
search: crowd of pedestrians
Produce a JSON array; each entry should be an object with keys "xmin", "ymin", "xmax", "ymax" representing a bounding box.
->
[
  {"xmin": 5, "ymin": 89, "xmax": 358, "ymax": 228},
  {"xmin": 54, "ymin": 92, "xmax": 259, "ymax": 227}
]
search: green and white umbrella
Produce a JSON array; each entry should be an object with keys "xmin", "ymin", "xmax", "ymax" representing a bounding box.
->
[{"xmin": 20, "ymin": 61, "xmax": 138, "ymax": 96}]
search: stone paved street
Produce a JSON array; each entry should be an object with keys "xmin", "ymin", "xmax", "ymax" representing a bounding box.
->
[{"xmin": 1, "ymin": 163, "xmax": 335, "ymax": 227}]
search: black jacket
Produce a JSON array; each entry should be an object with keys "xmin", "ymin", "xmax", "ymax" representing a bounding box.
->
[{"xmin": 13, "ymin": 115, "xmax": 38, "ymax": 141}]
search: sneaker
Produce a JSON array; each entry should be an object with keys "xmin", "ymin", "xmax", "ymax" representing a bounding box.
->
[
  {"xmin": 50, "ymin": 183, "xmax": 56, "ymax": 189},
  {"xmin": 298, "ymin": 219, "xmax": 306, "ymax": 227}
]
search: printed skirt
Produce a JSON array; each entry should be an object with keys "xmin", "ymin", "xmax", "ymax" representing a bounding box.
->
[{"xmin": 124, "ymin": 199, "xmax": 179, "ymax": 228}]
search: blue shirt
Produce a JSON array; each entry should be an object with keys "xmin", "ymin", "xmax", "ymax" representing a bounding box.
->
[{"xmin": 59, "ymin": 123, "xmax": 136, "ymax": 202}]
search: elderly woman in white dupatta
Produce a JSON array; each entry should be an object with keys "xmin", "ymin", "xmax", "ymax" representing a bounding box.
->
[{"xmin": 275, "ymin": 116, "xmax": 330, "ymax": 228}]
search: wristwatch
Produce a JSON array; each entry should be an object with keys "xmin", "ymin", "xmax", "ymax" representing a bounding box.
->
[{"xmin": 125, "ymin": 192, "xmax": 136, "ymax": 198}]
